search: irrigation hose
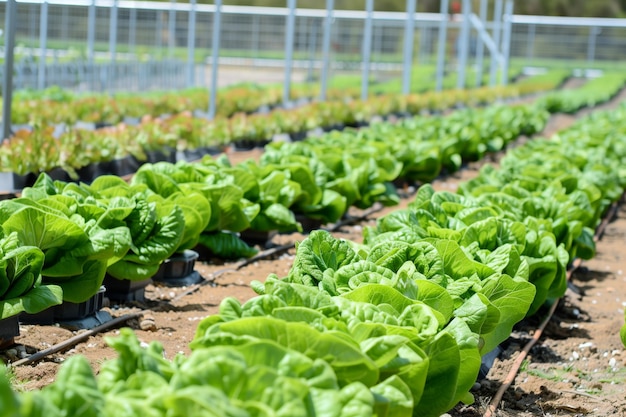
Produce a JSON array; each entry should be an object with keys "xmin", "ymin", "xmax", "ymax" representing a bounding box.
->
[
  {"xmin": 8, "ymin": 312, "xmax": 144, "ymax": 368},
  {"xmin": 482, "ymin": 199, "xmax": 621, "ymax": 417}
]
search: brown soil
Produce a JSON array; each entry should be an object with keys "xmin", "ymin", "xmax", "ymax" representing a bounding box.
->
[{"xmin": 3, "ymin": 87, "xmax": 626, "ymax": 417}]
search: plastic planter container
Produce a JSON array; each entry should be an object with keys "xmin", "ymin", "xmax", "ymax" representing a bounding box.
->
[
  {"xmin": 103, "ymin": 275, "xmax": 152, "ymax": 302},
  {"xmin": 19, "ymin": 287, "xmax": 111, "ymax": 330},
  {"xmin": 152, "ymin": 250, "xmax": 204, "ymax": 287},
  {"xmin": 0, "ymin": 315, "xmax": 20, "ymax": 348}
]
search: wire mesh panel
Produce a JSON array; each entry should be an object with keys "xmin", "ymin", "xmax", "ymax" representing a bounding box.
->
[{"xmin": 1, "ymin": 0, "xmax": 626, "ymax": 95}]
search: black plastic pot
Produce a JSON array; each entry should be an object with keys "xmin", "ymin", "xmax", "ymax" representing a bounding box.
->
[
  {"xmin": 0, "ymin": 315, "xmax": 19, "ymax": 348},
  {"xmin": 103, "ymin": 275, "xmax": 152, "ymax": 302},
  {"xmin": 152, "ymin": 250, "xmax": 199, "ymax": 281},
  {"xmin": 152, "ymin": 250, "xmax": 203, "ymax": 287},
  {"xmin": 295, "ymin": 214, "xmax": 324, "ymax": 233},
  {"xmin": 20, "ymin": 287, "xmax": 110, "ymax": 330},
  {"xmin": 240, "ymin": 229, "xmax": 276, "ymax": 246}
]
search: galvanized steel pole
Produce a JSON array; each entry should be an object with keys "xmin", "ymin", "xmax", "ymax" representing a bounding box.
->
[
  {"xmin": 38, "ymin": 0, "xmax": 49, "ymax": 90},
  {"xmin": 319, "ymin": 0, "xmax": 334, "ymax": 101},
  {"xmin": 129, "ymin": 6, "xmax": 137, "ymax": 55},
  {"xmin": 500, "ymin": 0, "xmax": 513, "ymax": 86},
  {"xmin": 187, "ymin": 0, "xmax": 197, "ymax": 87},
  {"xmin": 108, "ymin": 0, "xmax": 119, "ymax": 93},
  {"xmin": 283, "ymin": 0, "xmax": 296, "ymax": 106},
  {"xmin": 361, "ymin": 0, "xmax": 374, "ymax": 101},
  {"xmin": 87, "ymin": 0, "xmax": 96, "ymax": 90},
  {"xmin": 489, "ymin": 0, "xmax": 503, "ymax": 86},
  {"xmin": 474, "ymin": 0, "xmax": 487, "ymax": 87},
  {"xmin": 208, "ymin": 0, "xmax": 222, "ymax": 119},
  {"xmin": 435, "ymin": 0, "xmax": 449, "ymax": 91},
  {"xmin": 401, "ymin": 0, "xmax": 416, "ymax": 95},
  {"xmin": 456, "ymin": 0, "xmax": 471, "ymax": 89},
  {"xmin": 169, "ymin": 0, "xmax": 177, "ymax": 57},
  {"xmin": 2, "ymin": 0, "xmax": 16, "ymax": 140}
]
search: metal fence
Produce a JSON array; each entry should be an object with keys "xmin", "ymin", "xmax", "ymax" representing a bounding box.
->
[{"xmin": 2, "ymin": 1, "xmax": 626, "ymax": 96}]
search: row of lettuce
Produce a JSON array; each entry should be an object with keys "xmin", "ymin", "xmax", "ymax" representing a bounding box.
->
[
  {"xmin": 0, "ymin": 70, "xmax": 567, "ymax": 179},
  {"xmin": 6, "ymin": 66, "xmax": 521, "ymax": 126},
  {"xmin": 0, "ymin": 72, "xmax": 624, "ymax": 322},
  {"xmin": 3, "ymin": 95, "xmax": 626, "ymax": 417},
  {"xmin": 0, "ymin": 101, "xmax": 550, "ymax": 320}
]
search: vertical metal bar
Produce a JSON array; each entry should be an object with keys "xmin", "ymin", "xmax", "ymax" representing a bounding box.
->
[
  {"xmin": 299, "ymin": 16, "xmax": 308, "ymax": 58},
  {"xmin": 208, "ymin": 0, "xmax": 222, "ymax": 119},
  {"xmin": 252, "ymin": 15, "xmax": 260, "ymax": 59},
  {"xmin": 456, "ymin": 0, "xmax": 471, "ymax": 89},
  {"xmin": 402, "ymin": 0, "xmax": 416, "ymax": 95},
  {"xmin": 129, "ymin": 7, "xmax": 137, "ymax": 55},
  {"xmin": 187, "ymin": 0, "xmax": 197, "ymax": 87},
  {"xmin": 87, "ymin": 0, "xmax": 96, "ymax": 90},
  {"xmin": 61, "ymin": 4, "xmax": 69, "ymax": 41},
  {"xmin": 361, "ymin": 0, "xmax": 374, "ymax": 101},
  {"xmin": 489, "ymin": 0, "xmax": 503, "ymax": 86},
  {"xmin": 587, "ymin": 27, "xmax": 599, "ymax": 65},
  {"xmin": 108, "ymin": 0, "xmax": 119, "ymax": 92},
  {"xmin": 418, "ymin": 24, "xmax": 427, "ymax": 65},
  {"xmin": 306, "ymin": 18, "xmax": 318, "ymax": 83},
  {"xmin": 156, "ymin": 10, "xmax": 163, "ymax": 56},
  {"xmin": 283, "ymin": 0, "xmax": 296, "ymax": 106},
  {"xmin": 526, "ymin": 23, "xmax": 535, "ymax": 60},
  {"xmin": 38, "ymin": 0, "xmax": 49, "ymax": 90},
  {"xmin": 2, "ymin": 0, "xmax": 16, "ymax": 140},
  {"xmin": 500, "ymin": 0, "xmax": 513, "ymax": 86},
  {"xmin": 319, "ymin": 0, "xmax": 334, "ymax": 101},
  {"xmin": 435, "ymin": 0, "xmax": 449, "ymax": 91},
  {"xmin": 29, "ymin": 4, "xmax": 37, "ymax": 56},
  {"xmin": 474, "ymin": 0, "xmax": 487, "ymax": 87},
  {"xmin": 169, "ymin": 0, "xmax": 177, "ymax": 58}
]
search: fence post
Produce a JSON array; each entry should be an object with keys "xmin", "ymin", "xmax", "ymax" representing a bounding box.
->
[
  {"xmin": 283, "ymin": 0, "xmax": 296, "ymax": 106},
  {"xmin": 319, "ymin": 0, "xmax": 334, "ymax": 101},
  {"xmin": 169, "ymin": 0, "xmax": 177, "ymax": 57},
  {"xmin": 587, "ymin": 26, "xmax": 600, "ymax": 66},
  {"xmin": 500, "ymin": 0, "xmax": 513, "ymax": 86},
  {"xmin": 129, "ymin": 6, "xmax": 137, "ymax": 56},
  {"xmin": 435, "ymin": 0, "xmax": 449, "ymax": 91},
  {"xmin": 526, "ymin": 23, "xmax": 535, "ymax": 60},
  {"xmin": 489, "ymin": 0, "xmax": 503, "ymax": 86},
  {"xmin": 402, "ymin": 0, "xmax": 417, "ymax": 95},
  {"xmin": 38, "ymin": 0, "xmax": 49, "ymax": 90},
  {"xmin": 187, "ymin": 0, "xmax": 197, "ymax": 87},
  {"xmin": 208, "ymin": 0, "xmax": 222, "ymax": 120},
  {"xmin": 87, "ymin": 0, "xmax": 96, "ymax": 90},
  {"xmin": 474, "ymin": 0, "xmax": 487, "ymax": 87},
  {"xmin": 108, "ymin": 0, "xmax": 119, "ymax": 93},
  {"xmin": 361, "ymin": 0, "xmax": 374, "ymax": 100},
  {"xmin": 2, "ymin": 0, "xmax": 16, "ymax": 141},
  {"xmin": 456, "ymin": 0, "xmax": 471, "ymax": 89},
  {"xmin": 156, "ymin": 9, "xmax": 164, "ymax": 55},
  {"xmin": 306, "ymin": 18, "xmax": 318, "ymax": 83}
]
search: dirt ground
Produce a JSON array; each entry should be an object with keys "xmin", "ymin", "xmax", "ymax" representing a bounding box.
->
[{"xmin": 3, "ymin": 88, "xmax": 626, "ymax": 417}]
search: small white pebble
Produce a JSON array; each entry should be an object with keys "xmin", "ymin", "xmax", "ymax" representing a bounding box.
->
[
  {"xmin": 572, "ymin": 351, "xmax": 580, "ymax": 360},
  {"xmin": 609, "ymin": 358, "xmax": 617, "ymax": 368},
  {"xmin": 579, "ymin": 342, "xmax": 594, "ymax": 349}
]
